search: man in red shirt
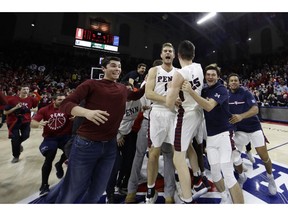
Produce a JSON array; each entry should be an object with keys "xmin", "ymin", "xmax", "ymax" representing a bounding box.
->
[
  {"xmin": 4, "ymin": 84, "xmax": 38, "ymax": 163},
  {"xmin": 52, "ymin": 56, "xmax": 144, "ymax": 203},
  {"xmin": 31, "ymin": 93, "xmax": 73, "ymax": 196}
]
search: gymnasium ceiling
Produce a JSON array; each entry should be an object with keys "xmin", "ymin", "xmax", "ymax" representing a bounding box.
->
[{"xmin": 115, "ymin": 12, "xmax": 288, "ymax": 50}]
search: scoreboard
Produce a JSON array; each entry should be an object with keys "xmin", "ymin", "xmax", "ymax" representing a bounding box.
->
[{"xmin": 75, "ymin": 28, "xmax": 120, "ymax": 52}]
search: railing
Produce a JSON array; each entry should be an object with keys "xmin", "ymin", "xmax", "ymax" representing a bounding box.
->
[{"xmin": 260, "ymin": 106, "xmax": 288, "ymax": 123}]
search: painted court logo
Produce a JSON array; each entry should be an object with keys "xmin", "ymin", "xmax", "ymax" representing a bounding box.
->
[
  {"xmin": 241, "ymin": 155, "xmax": 288, "ymax": 204},
  {"xmin": 27, "ymin": 154, "xmax": 288, "ymax": 204}
]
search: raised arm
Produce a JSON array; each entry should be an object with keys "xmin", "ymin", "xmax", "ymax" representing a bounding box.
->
[{"xmin": 182, "ymin": 80, "xmax": 217, "ymax": 112}]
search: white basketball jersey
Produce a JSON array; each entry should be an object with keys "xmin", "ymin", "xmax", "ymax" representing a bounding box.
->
[
  {"xmin": 177, "ymin": 63, "xmax": 204, "ymax": 112},
  {"xmin": 152, "ymin": 65, "xmax": 176, "ymax": 108}
]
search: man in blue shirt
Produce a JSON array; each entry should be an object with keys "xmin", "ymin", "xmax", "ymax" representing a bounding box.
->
[
  {"xmin": 228, "ymin": 73, "xmax": 277, "ymax": 195},
  {"xmin": 182, "ymin": 63, "xmax": 244, "ymax": 204},
  {"xmin": 121, "ymin": 63, "xmax": 147, "ymax": 89}
]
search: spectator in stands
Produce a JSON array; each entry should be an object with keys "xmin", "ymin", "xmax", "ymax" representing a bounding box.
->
[
  {"xmin": 38, "ymin": 92, "xmax": 52, "ymax": 110},
  {"xmin": 267, "ymin": 94, "xmax": 278, "ymax": 106},
  {"xmin": 277, "ymin": 93, "xmax": 288, "ymax": 107}
]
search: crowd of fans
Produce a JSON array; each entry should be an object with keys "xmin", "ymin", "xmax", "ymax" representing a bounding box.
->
[
  {"xmin": 239, "ymin": 52, "xmax": 288, "ymax": 107},
  {"xmin": 1, "ymin": 44, "xmax": 288, "ymax": 110}
]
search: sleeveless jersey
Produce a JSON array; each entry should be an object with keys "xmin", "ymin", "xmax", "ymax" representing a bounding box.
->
[
  {"xmin": 152, "ymin": 65, "xmax": 176, "ymax": 109},
  {"xmin": 177, "ymin": 63, "xmax": 204, "ymax": 112}
]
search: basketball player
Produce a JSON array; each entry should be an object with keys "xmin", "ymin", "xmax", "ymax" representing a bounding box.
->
[
  {"xmin": 166, "ymin": 40, "xmax": 207, "ymax": 203},
  {"xmin": 125, "ymin": 59, "xmax": 176, "ymax": 204},
  {"xmin": 228, "ymin": 73, "xmax": 277, "ymax": 195},
  {"xmin": 4, "ymin": 84, "xmax": 38, "ymax": 163},
  {"xmin": 182, "ymin": 63, "xmax": 244, "ymax": 204},
  {"xmin": 144, "ymin": 42, "xmax": 178, "ymax": 203},
  {"xmin": 31, "ymin": 93, "xmax": 73, "ymax": 196}
]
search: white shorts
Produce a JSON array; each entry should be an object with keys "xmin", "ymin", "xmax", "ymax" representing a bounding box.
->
[
  {"xmin": 233, "ymin": 130, "xmax": 265, "ymax": 151},
  {"xmin": 206, "ymin": 131, "xmax": 232, "ymax": 165},
  {"xmin": 174, "ymin": 109, "xmax": 202, "ymax": 152},
  {"xmin": 148, "ymin": 108, "xmax": 176, "ymax": 148}
]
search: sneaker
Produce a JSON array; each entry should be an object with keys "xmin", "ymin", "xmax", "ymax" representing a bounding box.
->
[
  {"xmin": 165, "ymin": 196, "xmax": 174, "ymax": 204},
  {"xmin": 173, "ymin": 191, "xmax": 185, "ymax": 204},
  {"xmin": 175, "ymin": 194, "xmax": 195, "ymax": 204},
  {"xmin": 238, "ymin": 172, "xmax": 247, "ymax": 188},
  {"xmin": 11, "ymin": 157, "xmax": 19, "ymax": 163},
  {"xmin": 20, "ymin": 145, "xmax": 24, "ymax": 152},
  {"xmin": 202, "ymin": 176, "xmax": 211, "ymax": 190},
  {"xmin": 145, "ymin": 190, "xmax": 158, "ymax": 204},
  {"xmin": 246, "ymin": 151, "xmax": 255, "ymax": 164},
  {"xmin": 220, "ymin": 191, "xmax": 231, "ymax": 204},
  {"xmin": 192, "ymin": 180, "xmax": 208, "ymax": 199},
  {"xmin": 119, "ymin": 187, "xmax": 128, "ymax": 195},
  {"xmin": 55, "ymin": 162, "xmax": 64, "ymax": 179},
  {"xmin": 267, "ymin": 176, "xmax": 277, "ymax": 195},
  {"xmin": 114, "ymin": 186, "xmax": 119, "ymax": 193},
  {"xmin": 39, "ymin": 184, "xmax": 50, "ymax": 197},
  {"xmin": 175, "ymin": 179, "xmax": 183, "ymax": 198},
  {"xmin": 125, "ymin": 192, "xmax": 136, "ymax": 203},
  {"xmin": 220, "ymin": 196, "xmax": 232, "ymax": 204},
  {"xmin": 106, "ymin": 193, "xmax": 115, "ymax": 203}
]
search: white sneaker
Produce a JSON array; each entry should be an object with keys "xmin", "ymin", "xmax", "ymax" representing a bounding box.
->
[
  {"xmin": 174, "ymin": 192, "xmax": 185, "ymax": 204},
  {"xmin": 220, "ymin": 192, "xmax": 231, "ymax": 204},
  {"xmin": 267, "ymin": 176, "xmax": 277, "ymax": 195},
  {"xmin": 238, "ymin": 173, "xmax": 247, "ymax": 188},
  {"xmin": 192, "ymin": 181, "xmax": 208, "ymax": 199},
  {"xmin": 145, "ymin": 191, "xmax": 158, "ymax": 204},
  {"xmin": 175, "ymin": 180, "xmax": 183, "ymax": 198},
  {"xmin": 246, "ymin": 151, "xmax": 255, "ymax": 164}
]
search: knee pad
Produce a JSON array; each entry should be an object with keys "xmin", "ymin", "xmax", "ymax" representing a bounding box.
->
[
  {"xmin": 232, "ymin": 149, "xmax": 242, "ymax": 166},
  {"xmin": 221, "ymin": 162, "xmax": 237, "ymax": 188},
  {"xmin": 210, "ymin": 163, "xmax": 222, "ymax": 183}
]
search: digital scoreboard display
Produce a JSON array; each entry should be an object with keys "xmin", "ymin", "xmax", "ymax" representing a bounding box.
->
[{"xmin": 75, "ymin": 28, "xmax": 119, "ymax": 52}]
